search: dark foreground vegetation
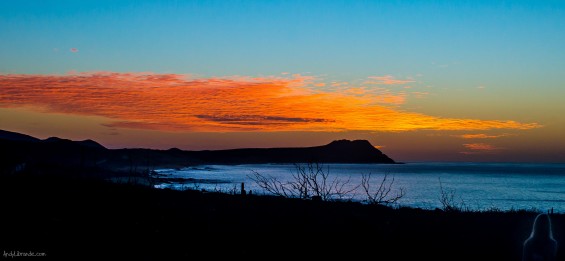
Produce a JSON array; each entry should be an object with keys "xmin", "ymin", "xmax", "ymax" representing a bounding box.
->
[
  {"xmin": 1, "ymin": 130, "xmax": 563, "ymax": 260},
  {"xmin": 1, "ymin": 171, "xmax": 563, "ymax": 261}
]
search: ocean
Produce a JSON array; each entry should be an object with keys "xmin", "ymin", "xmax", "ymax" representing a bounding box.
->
[{"xmin": 153, "ymin": 162, "xmax": 565, "ymax": 213}]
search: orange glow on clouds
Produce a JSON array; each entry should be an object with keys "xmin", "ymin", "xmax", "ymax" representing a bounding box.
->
[
  {"xmin": 460, "ymin": 143, "xmax": 506, "ymax": 155},
  {"xmin": 342, "ymin": 87, "xmax": 406, "ymax": 105},
  {"xmin": 463, "ymin": 143, "xmax": 503, "ymax": 151},
  {"xmin": 364, "ymin": 75, "xmax": 415, "ymax": 85},
  {"xmin": 457, "ymin": 133, "xmax": 514, "ymax": 139},
  {"xmin": 0, "ymin": 72, "xmax": 541, "ymax": 132}
]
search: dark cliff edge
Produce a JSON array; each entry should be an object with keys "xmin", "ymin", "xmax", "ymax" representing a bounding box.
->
[
  {"xmin": 0, "ymin": 129, "xmax": 396, "ymax": 176},
  {"xmin": 185, "ymin": 139, "xmax": 395, "ymax": 164}
]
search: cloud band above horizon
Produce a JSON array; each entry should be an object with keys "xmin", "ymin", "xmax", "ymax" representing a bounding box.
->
[{"xmin": 0, "ymin": 72, "xmax": 541, "ymax": 132}]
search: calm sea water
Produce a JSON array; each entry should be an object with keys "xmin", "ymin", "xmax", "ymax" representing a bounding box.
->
[{"xmin": 154, "ymin": 162, "xmax": 565, "ymax": 213}]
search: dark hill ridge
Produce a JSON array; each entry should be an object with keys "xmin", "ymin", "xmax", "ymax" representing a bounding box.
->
[
  {"xmin": 0, "ymin": 130, "xmax": 106, "ymax": 149},
  {"xmin": 0, "ymin": 129, "xmax": 396, "ymax": 175},
  {"xmin": 43, "ymin": 136, "xmax": 107, "ymax": 150},
  {"xmin": 186, "ymin": 139, "xmax": 395, "ymax": 164},
  {"xmin": 0, "ymin": 129, "xmax": 40, "ymax": 142}
]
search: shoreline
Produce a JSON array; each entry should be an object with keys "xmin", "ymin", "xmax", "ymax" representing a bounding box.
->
[
  {"xmin": 149, "ymin": 162, "xmax": 565, "ymax": 214},
  {"xmin": 1, "ymin": 172, "xmax": 563, "ymax": 260}
]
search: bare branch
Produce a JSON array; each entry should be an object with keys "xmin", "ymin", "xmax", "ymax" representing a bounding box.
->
[
  {"xmin": 438, "ymin": 177, "xmax": 466, "ymax": 212},
  {"xmin": 249, "ymin": 170, "xmax": 293, "ymax": 198},
  {"xmin": 248, "ymin": 162, "xmax": 360, "ymax": 201},
  {"xmin": 361, "ymin": 173, "xmax": 405, "ymax": 205}
]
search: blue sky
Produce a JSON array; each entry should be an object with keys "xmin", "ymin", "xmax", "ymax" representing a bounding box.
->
[
  {"xmin": 2, "ymin": 0, "xmax": 564, "ymax": 77},
  {"xmin": 1, "ymin": 0, "xmax": 564, "ymax": 162}
]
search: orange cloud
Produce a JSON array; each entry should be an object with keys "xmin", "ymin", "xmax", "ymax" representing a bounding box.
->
[
  {"xmin": 364, "ymin": 75, "xmax": 415, "ymax": 85},
  {"xmin": 463, "ymin": 143, "xmax": 504, "ymax": 151},
  {"xmin": 456, "ymin": 133, "xmax": 514, "ymax": 139},
  {"xmin": 330, "ymin": 81, "xmax": 349, "ymax": 87},
  {"xmin": 342, "ymin": 87, "xmax": 406, "ymax": 105},
  {"xmin": 0, "ymin": 72, "xmax": 541, "ymax": 132}
]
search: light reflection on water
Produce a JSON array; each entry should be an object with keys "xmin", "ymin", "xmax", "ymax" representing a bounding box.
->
[{"xmin": 154, "ymin": 162, "xmax": 565, "ymax": 213}]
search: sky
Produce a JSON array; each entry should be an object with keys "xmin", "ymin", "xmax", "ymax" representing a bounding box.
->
[{"xmin": 1, "ymin": 0, "xmax": 564, "ymax": 162}]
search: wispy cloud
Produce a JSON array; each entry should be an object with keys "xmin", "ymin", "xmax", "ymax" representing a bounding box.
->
[
  {"xmin": 0, "ymin": 72, "xmax": 542, "ymax": 132},
  {"xmin": 463, "ymin": 143, "xmax": 500, "ymax": 150},
  {"xmin": 342, "ymin": 87, "xmax": 406, "ymax": 105},
  {"xmin": 456, "ymin": 133, "xmax": 514, "ymax": 139},
  {"xmin": 461, "ymin": 143, "xmax": 504, "ymax": 154},
  {"xmin": 460, "ymin": 142, "xmax": 506, "ymax": 155},
  {"xmin": 364, "ymin": 75, "xmax": 415, "ymax": 85}
]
